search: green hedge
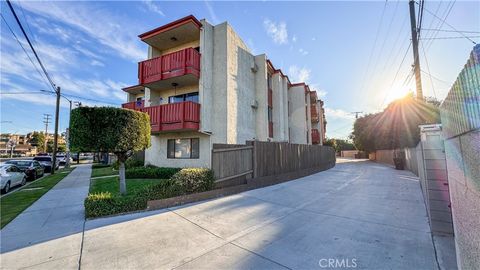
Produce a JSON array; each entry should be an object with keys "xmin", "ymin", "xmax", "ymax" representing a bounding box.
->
[
  {"xmin": 85, "ymin": 168, "xmax": 214, "ymax": 218},
  {"xmin": 125, "ymin": 167, "xmax": 181, "ymax": 179},
  {"xmin": 171, "ymin": 168, "xmax": 214, "ymax": 193},
  {"xmin": 84, "ymin": 192, "xmax": 147, "ymax": 218}
]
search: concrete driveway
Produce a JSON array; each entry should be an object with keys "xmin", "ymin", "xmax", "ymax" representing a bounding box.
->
[{"xmin": 79, "ymin": 159, "xmax": 438, "ymax": 270}]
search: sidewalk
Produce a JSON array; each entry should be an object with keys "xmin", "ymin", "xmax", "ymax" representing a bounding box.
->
[{"xmin": 0, "ymin": 164, "xmax": 92, "ymax": 269}]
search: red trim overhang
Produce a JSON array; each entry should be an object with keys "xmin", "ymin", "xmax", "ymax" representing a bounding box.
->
[{"xmin": 138, "ymin": 15, "xmax": 202, "ymax": 41}]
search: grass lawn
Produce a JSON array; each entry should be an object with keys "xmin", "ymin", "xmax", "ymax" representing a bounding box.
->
[
  {"xmin": 91, "ymin": 164, "xmax": 118, "ymax": 178},
  {"xmin": 90, "ymin": 176, "xmax": 165, "ymax": 196},
  {"xmin": 0, "ymin": 167, "xmax": 75, "ymax": 228}
]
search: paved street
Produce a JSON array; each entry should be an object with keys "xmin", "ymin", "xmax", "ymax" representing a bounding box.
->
[
  {"xmin": 79, "ymin": 159, "xmax": 437, "ymax": 270},
  {"xmin": 0, "ymin": 164, "xmax": 92, "ymax": 269}
]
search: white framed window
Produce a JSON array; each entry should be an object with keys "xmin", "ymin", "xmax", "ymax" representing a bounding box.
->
[{"xmin": 167, "ymin": 138, "xmax": 199, "ymax": 159}]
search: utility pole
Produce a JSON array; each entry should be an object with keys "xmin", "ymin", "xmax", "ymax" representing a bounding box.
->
[
  {"xmin": 409, "ymin": 0, "xmax": 424, "ymax": 101},
  {"xmin": 52, "ymin": 86, "xmax": 60, "ymax": 175},
  {"xmin": 351, "ymin": 111, "xmax": 364, "ymax": 119},
  {"xmin": 43, "ymin": 114, "xmax": 51, "ymax": 152}
]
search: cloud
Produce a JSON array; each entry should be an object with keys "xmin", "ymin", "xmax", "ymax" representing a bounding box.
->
[
  {"xmin": 324, "ymin": 107, "xmax": 354, "ymax": 120},
  {"xmin": 20, "ymin": 1, "xmax": 144, "ymax": 62},
  {"xmin": 204, "ymin": 0, "xmax": 220, "ymax": 24},
  {"xmin": 288, "ymin": 65, "xmax": 310, "ymax": 82},
  {"xmin": 263, "ymin": 19, "xmax": 288, "ymax": 45},
  {"xmin": 299, "ymin": 48, "xmax": 308, "ymax": 56},
  {"xmin": 292, "ymin": 35, "xmax": 297, "ymax": 43},
  {"xmin": 142, "ymin": 0, "xmax": 165, "ymax": 16},
  {"xmin": 90, "ymin": 60, "xmax": 105, "ymax": 67}
]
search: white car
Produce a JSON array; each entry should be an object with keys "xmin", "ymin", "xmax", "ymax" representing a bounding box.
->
[{"xmin": 1, "ymin": 164, "xmax": 27, "ymax": 194}]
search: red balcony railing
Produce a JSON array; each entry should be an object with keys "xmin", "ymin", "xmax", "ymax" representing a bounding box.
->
[
  {"xmin": 268, "ymin": 121, "xmax": 273, "ymax": 138},
  {"xmin": 139, "ymin": 101, "xmax": 200, "ymax": 132},
  {"xmin": 138, "ymin": 47, "xmax": 200, "ymax": 85},
  {"xmin": 311, "ymin": 104, "xmax": 319, "ymax": 122},
  {"xmin": 268, "ymin": 88, "xmax": 273, "ymax": 107},
  {"xmin": 122, "ymin": 100, "xmax": 144, "ymax": 110},
  {"xmin": 311, "ymin": 129, "xmax": 320, "ymax": 144}
]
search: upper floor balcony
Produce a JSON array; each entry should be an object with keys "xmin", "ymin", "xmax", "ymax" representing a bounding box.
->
[
  {"xmin": 122, "ymin": 101, "xmax": 200, "ymax": 133},
  {"xmin": 138, "ymin": 47, "xmax": 200, "ymax": 90},
  {"xmin": 311, "ymin": 129, "xmax": 320, "ymax": 145},
  {"xmin": 311, "ymin": 105, "xmax": 319, "ymax": 123},
  {"xmin": 122, "ymin": 100, "xmax": 145, "ymax": 111}
]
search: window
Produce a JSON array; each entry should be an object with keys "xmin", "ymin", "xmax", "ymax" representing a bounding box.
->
[
  {"xmin": 267, "ymin": 73, "xmax": 272, "ymax": 90},
  {"xmin": 167, "ymin": 138, "xmax": 200, "ymax": 159},
  {"xmin": 268, "ymin": 107, "xmax": 273, "ymax": 122},
  {"xmin": 168, "ymin": 92, "xmax": 199, "ymax": 104}
]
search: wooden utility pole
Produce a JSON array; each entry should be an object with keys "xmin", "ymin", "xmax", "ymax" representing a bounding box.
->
[
  {"xmin": 51, "ymin": 86, "xmax": 60, "ymax": 174},
  {"xmin": 43, "ymin": 114, "xmax": 51, "ymax": 152},
  {"xmin": 409, "ymin": 0, "xmax": 424, "ymax": 101}
]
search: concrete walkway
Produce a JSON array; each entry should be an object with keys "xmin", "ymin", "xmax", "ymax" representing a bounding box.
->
[
  {"xmin": 78, "ymin": 159, "xmax": 440, "ymax": 269},
  {"xmin": 1, "ymin": 164, "xmax": 92, "ymax": 269}
]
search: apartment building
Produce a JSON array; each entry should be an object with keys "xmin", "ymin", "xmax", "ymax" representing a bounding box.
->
[{"xmin": 122, "ymin": 15, "xmax": 326, "ymax": 168}]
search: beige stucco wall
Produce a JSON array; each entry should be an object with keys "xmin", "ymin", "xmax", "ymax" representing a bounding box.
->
[
  {"xmin": 288, "ymin": 85, "xmax": 308, "ymax": 144},
  {"xmin": 272, "ymin": 73, "xmax": 289, "ymax": 141},
  {"xmin": 225, "ymin": 23, "xmax": 256, "ymax": 144},
  {"xmin": 254, "ymin": 54, "xmax": 268, "ymax": 141},
  {"xmin": 199, "ymin": 19, "xmax": 214, "ymax": 133},
  {"xmin": 145, "ymin": 131, "xmax": 211, "ymax": 168}
]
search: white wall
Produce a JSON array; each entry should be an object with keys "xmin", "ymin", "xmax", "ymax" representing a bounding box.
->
[
  {"xmin": 288, "ymin": 85, "xmax": 308, "ymax": 144},
  {"xmin": 254, "ymin": 54, "xmax": 268, "ymax": 141},
  {"xmin": 145, "ymin": 131, "xmax": 211, "ymax": 168}
]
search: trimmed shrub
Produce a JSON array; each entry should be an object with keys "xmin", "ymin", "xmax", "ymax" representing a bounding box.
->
[
  {"xmin": 171, "ymin": 168, "xmax": 215, "ymax": 194},
  {"xmin": 141, "ymin": 179, "xmax": 186, "ymax": 201},
  {"xmin": 125, "ymin": 167, "xmax": 181, "ymax": 179},
  {"xmin": 84, "ymin": 192, "xmax": 147, "ymax": 218},
  {"xmin": 84, "ymin": 168, "xmax": 215, "ymax": 218}
]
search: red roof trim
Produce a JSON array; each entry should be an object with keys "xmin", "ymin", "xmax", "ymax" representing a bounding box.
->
[
  {"xmin": 122, "ymin": 85, "xmax": 144, "ymax": 92},
  {"xmin": 138, "ymin": 15, "xmax": 202, "ymax": 40},
  {"xmin": 267, "ymin": 59, "xmax": 292, "ymax": 85}
]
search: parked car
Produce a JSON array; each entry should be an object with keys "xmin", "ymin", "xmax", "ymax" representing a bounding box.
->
[
  {"xmin": 5, "ymin": 160, "xmax": 45, "ymax": 180},
  {"xmin": 33, "ymin": 156, "xmax": 59, "ymax": 173},
  {"xmin": 0, "ymin": 164, "xmax": 27, "ymax": 194},
  {"xmin": 56, "ymin": 155, "xmax": 72, "ymax": 166}
]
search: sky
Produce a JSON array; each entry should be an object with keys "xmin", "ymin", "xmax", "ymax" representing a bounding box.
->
[{"xmin": 1, "ymin": 0, "xmax": 479, "ymax": 140}]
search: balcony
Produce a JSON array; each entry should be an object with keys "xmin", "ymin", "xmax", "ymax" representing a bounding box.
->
[
  {"xmin": 311, "ymin": 129, "xmax": 320, "ymax": 144},
  {"xmin": 138, "ymin": 101, "xmax": 200, "ymax": 133},
  {"xmin": 268, "ymin": 88, "xmax": 273, "ymax": 107},
  {"xmin": 311, "ymin": 104, "xmax": 319, "ymax": 122},
  {"xmin": 138, "ymin": 48, "xmax": 200, "ymax": 90},
  {"xmin": 122, "ymin": 100, "xmax": 144, "ymax": 110}
]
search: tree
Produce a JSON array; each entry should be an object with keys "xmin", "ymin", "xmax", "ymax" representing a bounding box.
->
[
  {"xmin": 70, "ymin": 107, "xmax": 151, "ymax": 194},
  {"xmin": 29, "ymin": 131, "xmax": 46, "ymax": 152},
  {"xmin": 351, "ymin": 94, "xmax": 440, "ymax": 152},
  {"xmin": 324, "ymin": 138, "xmax": 355, "ymax": 153}
]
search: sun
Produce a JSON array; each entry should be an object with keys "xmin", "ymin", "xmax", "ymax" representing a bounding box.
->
[{"xmin": 385, "ymin": 87, "xmax": 412, "ymax": 104}]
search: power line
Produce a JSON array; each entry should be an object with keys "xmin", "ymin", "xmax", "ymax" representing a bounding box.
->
[
  {"xmin": 420, "ymin": 36, "xmax": 480, "ymax": 40},
  {"xmin": 358, "ymin": 0, "xmax": 389, "ymax": 98},
  {"xmin": 422, "ymin": 28, "xmax": 480, "ymax": 34},
  {"xmin": 419, "ymin": 0, "xmax": 476, "ymax": 44},
  {"xmin": 420, "ymin": 42, "xmax": 437, "ymax": 99},
  {"xmin": 420, "ymin": 69, "xmax": 451, "ymax": 85},
  {"xmin": 380, "ymin": 42, "xmax": 412, "ymax": 108},
  {"xmin": 0, "ymin": 13, "xmax": 52, "ymax": 90},
  {"xmin": 5, "ymin": 0, "xmax": 57, "ymax": 91},
  {"xmin": 0, "ymin": 91, "xmax": 51, "ymax": 95}
]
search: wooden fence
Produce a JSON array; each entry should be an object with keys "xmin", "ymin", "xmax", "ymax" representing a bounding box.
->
[{"xmin": 211, "ymin": 141, "xmax": 336, "ymax": 183}]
